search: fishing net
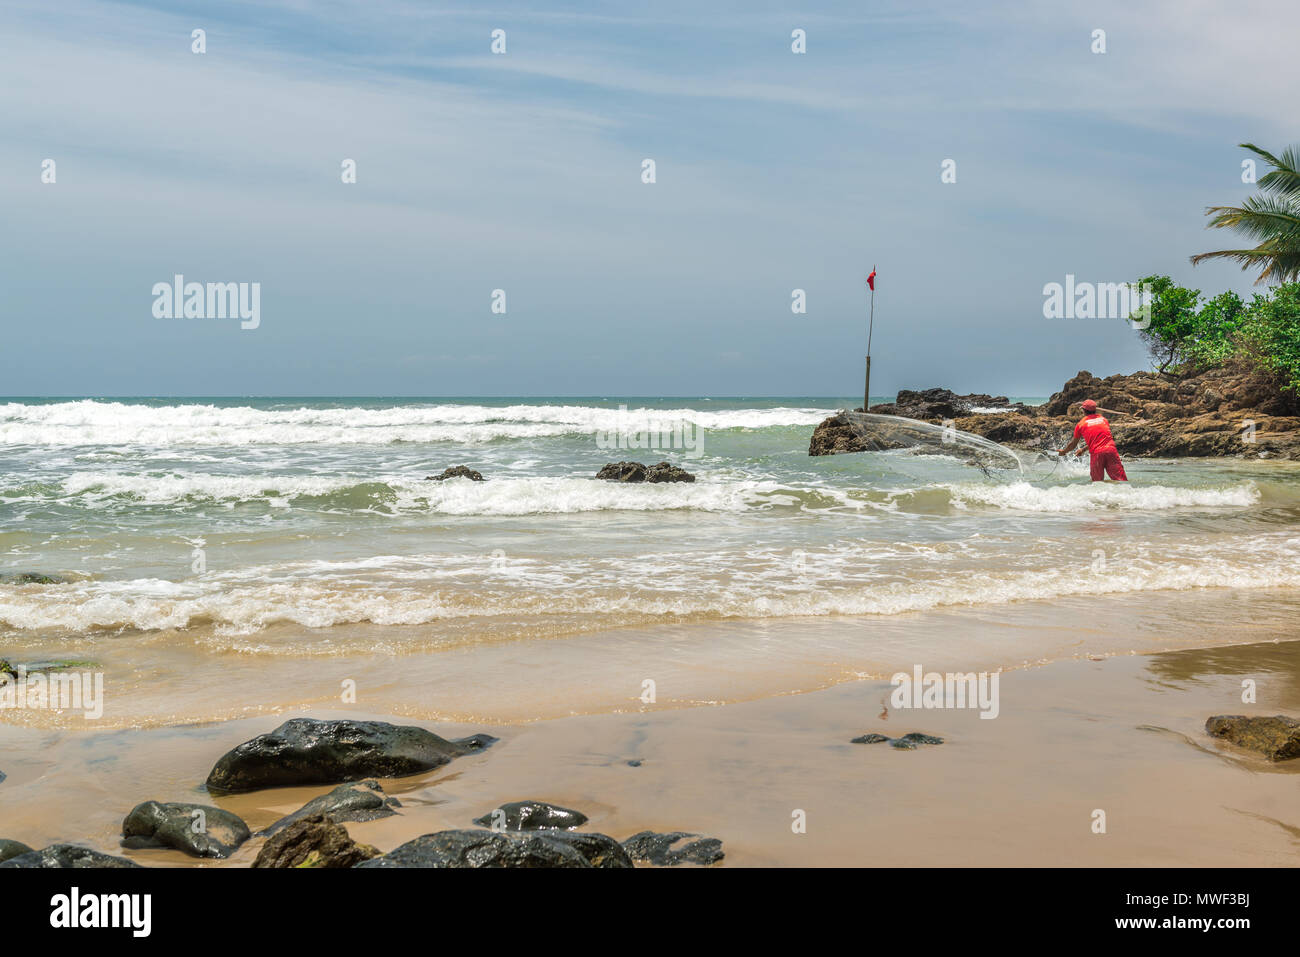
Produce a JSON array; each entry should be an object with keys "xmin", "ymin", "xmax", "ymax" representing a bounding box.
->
[{"xmin": 837, "ymin": 411, "xmax": 1026, "ymax": 478}]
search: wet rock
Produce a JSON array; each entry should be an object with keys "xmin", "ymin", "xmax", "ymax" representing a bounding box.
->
[
  {"xmin": 852, "ymin": 732, "xmax": 944, "ymax": 749},
  {"xmin": 0, "ymin": 844, "xmax": 142, "ymax": 868},
  {"xmin": 0, "ymin": 839, "xmax": 33, "ymax": 863},
  {"xmin": 645, "ymin": 461, "xmax": 695, "ymax": 483},
  {"xmin": 808, "ymin": 413, "xmax": 910, "ymax": 455},
  {"xmin": 426, "ymin": 466, "xmax": 484, "ymax": 481},
  {"xmin": 596, "ymin": 461, "xmax": 647, "ymax": 482},
  {"xmin": 596, "ymin": 461, "xmax": 695, "ymax": 483},
  {"xmin": 545, "ymin": 831, "xmax": 634, "ymax": 868},
  {"xmin": 205, "ymin": 718, "xmax": 497, "ymax": 794},
  {"xmin": 1205, "ymin": 715, "xmax": 1300, "ymax": 762},
  {"xmin": 621, "ymin": 830, "xmax": 724, "ymax": 866},
  {"xmin": 472, "ymin": 799, "xmax": 588, "ymax": 831},
  {"xmin": 356, "ymin": 829, "xmax": 594, "ymax": 868},
  {"xmin": 0, "ymin": 660, "xmax": 12, "ymax": 678},
  {"xmin": 263, "ymin": 779, "xmax": 401, "ymax": 836},
  {"xmin": 0, "ymin": 572, "xmax": 68, "ymax": 585},
  {"xmin": 121, "ymin": 801, "xmax": 251, "ymax": 858},
  {"xmin": 253, "ymin": 814, "xmax": 379, "ymax": 868}
]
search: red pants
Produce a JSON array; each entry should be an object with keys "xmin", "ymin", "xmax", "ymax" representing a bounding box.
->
[{"xmin": 1089, "ymin": 450, "xmax": 1127, "ymax": 481}]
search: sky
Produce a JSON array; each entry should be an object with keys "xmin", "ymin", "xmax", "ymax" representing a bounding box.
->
[{"xmin": 1, "ymin": 0, "xmax": 1296, "ymax": 397}]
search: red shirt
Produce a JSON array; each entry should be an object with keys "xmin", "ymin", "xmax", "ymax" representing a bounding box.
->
[{"xmin": 1073, "ymin": 415, "xmax": 1118, "ymax": 455}]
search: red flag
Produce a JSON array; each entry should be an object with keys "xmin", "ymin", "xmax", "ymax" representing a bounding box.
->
[{"xmin": 866, "ymin": 269, "xmax": 876, "ymax": 291}]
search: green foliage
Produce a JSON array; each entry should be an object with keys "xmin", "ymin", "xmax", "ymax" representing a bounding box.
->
[
  {"xmin": 1191, "ymin": 143, "xmax": 1300, "ymax": 284},
  {"xmin": 1128, "ymin": 276, "xmax": 1300, "ymax": 393},
  {"xmin": 1236, "ymin": 283, "xmax": 1300, "ymax": 393}
]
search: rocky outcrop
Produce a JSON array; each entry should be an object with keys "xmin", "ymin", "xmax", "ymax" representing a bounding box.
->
[
  {"xmin": 0, "ymin": 844, "xmax": 142, "ymax": 868},
  {"xmin": 869, "ymin": 388, "xmax": 1030, "ymax": 419},
  {"xmin": 620, "ymin": 831, "xmax": 724, "ymax": 866},
  {"xmin": 253, "ymin": 814, "xmax": 379, "ymax": 868},
  {"xmin": 0, "ymin": 839, "xmax": 33, "ymax": 863},
  {"xmin": 204, "ymin": 718, "xmax": 497, "ymax": 794},
  {"xmin": 121, "ymin": 801, "xmax": 250, "ymax": 858},
  {"xmin": 471, "ymin": 800, "xmax": 588, "ymax": 831},
  {"xmin": 263, "ymin": 780, "xmax": 401, "ymax": 836},
  {"xmin": 426, "ymin": 466, "xmax": 484, "ymax": 481},
  {"xmin": 596, "ymin": 461, "xmax": 696, "ymax": 483},
  {"xmin": 810, "ymin": 368, "xmax": 1300, "ymax": 459},
  {"xmin": 852, "ymin": 732, "xmax": 945, "ymax": 749},
  {"xmin": 1205, "ymin": 715, "xmax": 1300, "ymax": 761}
]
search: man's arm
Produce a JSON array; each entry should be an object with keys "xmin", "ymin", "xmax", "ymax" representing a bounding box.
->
[{"xmin": 1058, "ymin": 435, "xmax": 1081, "ymax": 456}]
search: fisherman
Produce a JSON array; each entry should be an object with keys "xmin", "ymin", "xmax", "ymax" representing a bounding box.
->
[{"xmin": 1057, "ymin": 399, "xmax": 1128, "ymax": 482}]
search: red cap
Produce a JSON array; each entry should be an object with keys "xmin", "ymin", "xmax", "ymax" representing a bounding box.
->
[{"xmin": 1081, "ymin": 399, "xmax": 1098, "ymax": 412}]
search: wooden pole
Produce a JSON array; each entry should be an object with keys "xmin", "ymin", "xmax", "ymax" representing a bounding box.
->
[{"xmin": 864, "ymin": 265, "xmax": 876, "ymax": 411}]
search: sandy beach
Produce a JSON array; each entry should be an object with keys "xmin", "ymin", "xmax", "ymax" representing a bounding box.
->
[{"xmin": 3, "ymin": 587, "xmax": 1297, "ymax": 867}]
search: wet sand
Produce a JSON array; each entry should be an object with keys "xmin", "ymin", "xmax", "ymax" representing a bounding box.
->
[{"xmin": 2, "ymin": 605, "xmax": 1298, "ymax": 866}]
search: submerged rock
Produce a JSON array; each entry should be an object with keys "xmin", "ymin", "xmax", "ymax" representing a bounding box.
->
[
  {"xmin": 263, "ymin": 779, "xmax": 401, "ymax": 836},
  {"xmin": 121, "ymin": 801, "xmax": 251, "ymax": 858},
  {"xmin": 1205, "ymin": 715, "xmax": 1300, "ymax": 762},
  {"xmin": 0, "ymin": 839, "xmax": 34, "ymax": 863},
  {"xmin": 253, "ymin": 814, "xmax": 379, "ymax": 868},
  {"xmin": 356, "ymin": 829, "xmax": 598, "ymax": 868},
  {"xmin": 426, "ymin": 466, "xmax": 484, "ymax": 481},
  {"xmin": 204, "ymin": 718, "xmax": 497, "ymax": 794},
  {"xmin": 852, "ymin": 732, "xmax": 945, "ymax": 749},
  {"xmin": 472, "ymin": 799, "xmax": 588, "ymax": 831},
  {"xmin": 0, "ymin": 843, "xmax": 142, "ymax": 868},
  {"xmin": 596, "ymin": 461, "xmax": 695, "ymax": 483},
  {"xmin": 0, "ymin": 572, "xmax": 68, "ymax": 585},
  {"xmin": 621, "ymin": 831, "xmax": 724, "ymax": 866}
]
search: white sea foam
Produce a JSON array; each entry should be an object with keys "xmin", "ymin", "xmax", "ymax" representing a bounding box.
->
[
  {"xmin": 0, "ymin": 400, "xmax": 832, "ymax": 446},
  {"xmin": 3, "ymin": 534, "xmax": 1297, "ymax": 637},
  {"xmin": 945, "ymin": 480, "xmax": 1260, "ymax": 512}
]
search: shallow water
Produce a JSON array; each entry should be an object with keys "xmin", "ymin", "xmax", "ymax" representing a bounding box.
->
[{"xmin": 2, "ymin": 396, "xmax": 1298, "ymax": 727}]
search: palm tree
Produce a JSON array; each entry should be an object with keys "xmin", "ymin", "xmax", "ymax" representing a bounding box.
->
[{"xmin": 1190, "ymin": 143, "xmax": 1300, "ymax": 284}]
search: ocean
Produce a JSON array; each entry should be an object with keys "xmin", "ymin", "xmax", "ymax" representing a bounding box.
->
[{"xmin": 3, "ymin": 396, "xmax": 1299, "ymax": 726}]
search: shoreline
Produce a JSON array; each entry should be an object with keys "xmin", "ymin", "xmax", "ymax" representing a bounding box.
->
[{"xmin": 2, "ymin": 624, "xmax": 1298, "ymax": 867}]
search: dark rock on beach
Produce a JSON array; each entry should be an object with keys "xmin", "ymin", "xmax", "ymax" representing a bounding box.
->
[
  {"xmin": 253, "ymin": 814, "xmax": 379, "ymax": 868},
  {"xmin": 263, "ymin": 779, "xmax": 401, "ymax": 836},
  {"xmin": 852, "ymin": 732, "xmax": 945, "ymax": 749},
  {"xmin": 356, "ymin": 829, "xmax": 600, "ymax": 868},
  {"xmin": 621, "ymin": 830, "xmax": 724, "ymax": 866},
  {"xmin": 121, "ymin": 801, "xmax": 251, "ymax": 858},
  {"xmin": 426, "ymin": 466, "xmax": 484, "ymax": 481},
  {"xmin": 204, "ymin": 718, "xmax": 497, "ymax": 794},
  {"xmin": 545, "ymin": 831, "xmax": 634, "ymax": 868},
  {"xmin": 0, "ymin": 839, "xmax": 34, "ymax": 863},
  {"xmin": 1205, "ymin": 715, "xmax": 1300, "ymax": 762},
  {"xmin": 472, "ymin": 799, "xmax": 588, "ymax": 831},
  {"xmin": 596, "ymin": 461, "xmax": 695, "ymax": 483},
  {"xmin": 0, "ymin": 843, "xmax": 142, "ymax": 868}
]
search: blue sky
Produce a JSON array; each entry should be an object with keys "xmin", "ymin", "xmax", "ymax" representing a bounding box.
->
[{"xmin": 2, "ymin": 0, "xmax": 1296, "ymax": 396}]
